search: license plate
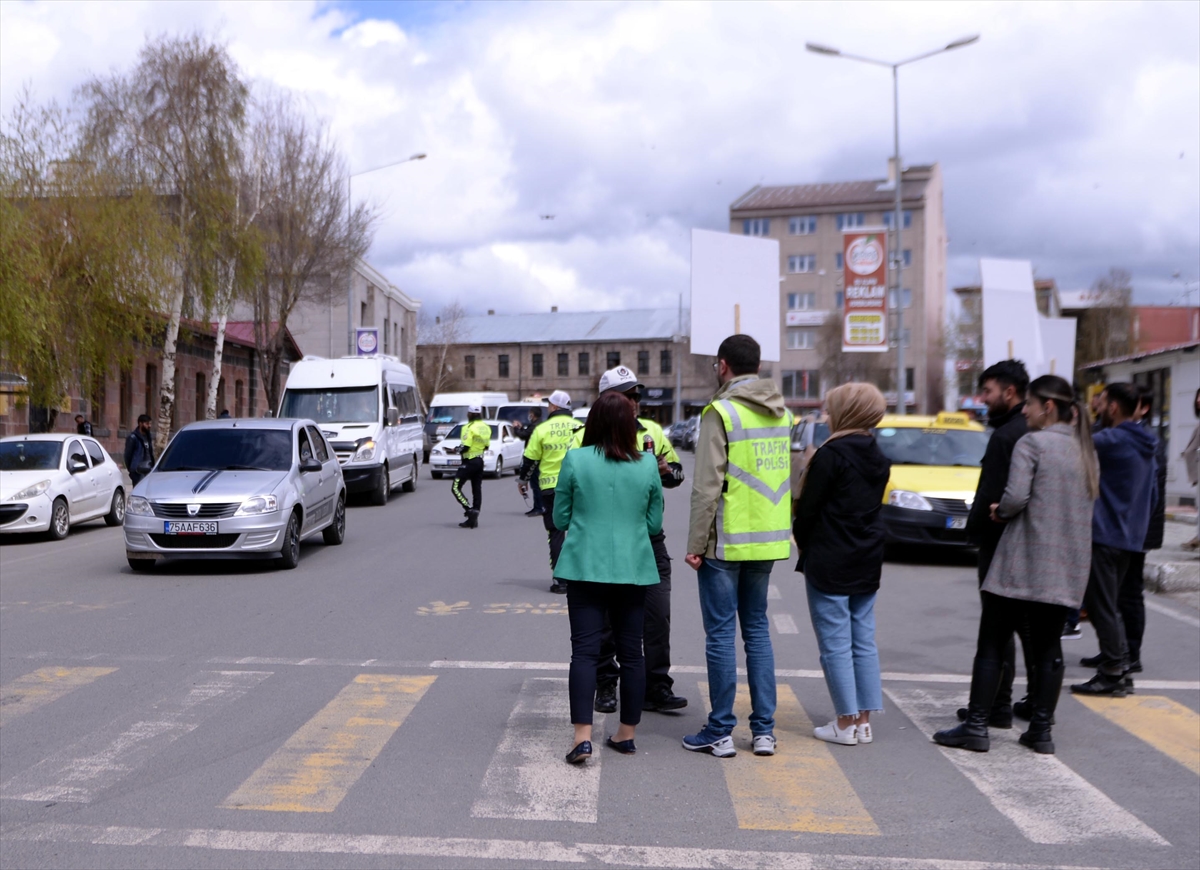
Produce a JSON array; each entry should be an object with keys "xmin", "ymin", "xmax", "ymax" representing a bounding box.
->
[
  {"xmin": 164, "ymin": 521, "xmax": 218, "ymax": 535},
  {"xmin": 945, "ymin": 516, "xmax": 967, "ymax": 530},
  {"xmin": 444, "ymin": 458, "xmax": 460, "ymax": 466}
]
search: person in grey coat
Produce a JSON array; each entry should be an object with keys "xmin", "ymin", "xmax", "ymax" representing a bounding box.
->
[{"xmin": 935, "ymin": 375, "xmax": 1099, "ymax": 756}]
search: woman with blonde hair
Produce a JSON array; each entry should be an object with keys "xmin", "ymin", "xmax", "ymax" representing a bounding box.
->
[
  {"xmin": 935, "ymin": 375, "xmax": 1099, "ymax": 755},
  {"xmin": 794, "ymin": 383, "xmax": 891, "ymax": 745}
]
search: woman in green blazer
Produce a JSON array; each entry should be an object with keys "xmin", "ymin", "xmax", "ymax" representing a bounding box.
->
[{"xmin": 554, "ymin": 392, "xmax": 663, "ymax": 763}]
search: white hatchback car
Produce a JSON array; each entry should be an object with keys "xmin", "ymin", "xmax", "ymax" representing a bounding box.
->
[
  {"xmin": 429, "ymin": 421, "xmax": 523, "ymax": 479},
  {"xmin": 0, "ymin": 434, "xmax": 126, "ymax": 539}
]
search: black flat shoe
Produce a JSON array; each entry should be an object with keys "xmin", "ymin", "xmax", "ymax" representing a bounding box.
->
[
  {"xmin": 565, "ymin": 741, "xmax": 593, "ymax": 764},
  {"xmin": 606, "ymin": 736, "xmax": 636, "ymax": 754}
]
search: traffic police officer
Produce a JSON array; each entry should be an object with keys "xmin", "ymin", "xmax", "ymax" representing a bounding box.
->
[
  {"xmin": 519, "ymin": 390, "xmax": 583, "ymax": 594},
  {"xmin": 452, "ymin": 404, "xmax": 491, "ymax": 529}
]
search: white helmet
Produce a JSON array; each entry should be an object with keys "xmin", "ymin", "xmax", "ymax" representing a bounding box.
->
[
  {"xmin": 467, "ymin": 403, "xmax": 482, "ymax": 414},
  {"xmin": 548, "ymin": 390, "xmax": 572, "ymax": 410},
  {"xmin": 598, "ymin": 366, "xmax": 643, "ymax": 395}
]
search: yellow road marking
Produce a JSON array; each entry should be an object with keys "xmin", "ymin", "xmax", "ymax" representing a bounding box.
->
[
  {"xmin": 223, "ymin": 674, "xmax": 435, "ymax": 812},
  {"xmin": 1075, "ymin": 694, "xmax": 1200, "ymax": 775},
  {"xmin": 0, "ymin": 667, "xmax": 117, "ymax": 728},
  {"xmin": 703, "ymin": 682, "xmax": 879, "ymax": 834}
]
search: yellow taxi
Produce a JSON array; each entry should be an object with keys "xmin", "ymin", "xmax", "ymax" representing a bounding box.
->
[{"xmin": 875, "ymin": 411, "xmax": 990, "ymax": 546}]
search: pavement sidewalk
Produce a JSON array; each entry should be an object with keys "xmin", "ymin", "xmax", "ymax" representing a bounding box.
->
[{"xmin": 1146, "ymin": 508, "xmax": 1200, "ymax": 593}]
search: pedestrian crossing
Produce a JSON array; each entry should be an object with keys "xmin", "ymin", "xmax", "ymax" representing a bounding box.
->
[{"xmin": 1, "ymin": 663, "xmax": 1195, "ymax": 857}]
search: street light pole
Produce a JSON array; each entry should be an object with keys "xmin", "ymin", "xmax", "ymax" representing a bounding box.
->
[
  {"xmin": 806, "ymin": 36, "xmax": 978, "ymax": 415},
  {"xmin": 347, "ymin": 153, "xmax": 427, "ymax": 355}
]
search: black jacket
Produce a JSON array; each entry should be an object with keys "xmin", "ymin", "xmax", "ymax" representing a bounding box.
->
[
  {"xmin": 123, "ymin": 429, "xmax": 153, "ymax": 474},
  {"xmin": 1142, "ymin": 419, "xmax": 1168, "ymax": 551},
  {"xmin": 793, "ymin": 434, "xmax": 892, "ymax": 595},
  {"xmin": 966, "ymin": 402, "xmax": 1027, "ymax": 547}
]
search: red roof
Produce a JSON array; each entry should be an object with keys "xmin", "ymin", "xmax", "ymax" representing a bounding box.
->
[
  {"xmin": 731, "ymin": 178, "xmax": 929, "ymax": 213},
  {"xmin": 220, "ymin": 321, "xmax": 303, "ymax": 359}
]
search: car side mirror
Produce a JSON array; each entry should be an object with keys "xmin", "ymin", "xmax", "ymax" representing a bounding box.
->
[
  {"xmin": 299, "ymin": 457, "xmax": 322, "ymax": 473},
  {"xmin": 503, "ymin": 436, "xmax": 514, "ymax": 443},
  {"xmin": 69, "ymin": 459, "xmax": 88, "ymax": 474},
  {"xmin": 386, "ymin": 408, "xmax": 399, "ymax": 426}
]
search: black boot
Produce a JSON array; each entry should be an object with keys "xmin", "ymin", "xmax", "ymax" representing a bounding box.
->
[
  {"xmin": 458, "ymin": 509, "xmax": 479, "ymax": 529},
  {"xmin": 1019, "ymin": 657, "xmax": 1063, "ymax": 755},
  {"xmin": 935, "ymin": 659, "xmax": 1002, "ymax": 752}
]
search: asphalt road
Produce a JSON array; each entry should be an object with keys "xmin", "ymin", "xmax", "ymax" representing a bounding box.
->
[{"xmin": 2, "ymin": 453, "xmax": 1198, "ymax": 870}]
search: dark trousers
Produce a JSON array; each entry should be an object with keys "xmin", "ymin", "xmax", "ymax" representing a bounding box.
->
[
  {"xmin": 598, "ymin": 532, "xmax": 673, "ymax": 694},
  {"xmin": 1083, "ymin": 543, "xmax": 1132, "ymax": 676},
  {"xmin": 541, "ymin": 491, "xmax": 566, "ymax": 575},
  {"xmin": 451, "ymin": 457, "xmax": 484, "ymax": 513},
  {"xmin": 972, "ymin": 592, "xmax": 1066, "ymax": 719},
  {"xmin": 977, "ymin": 539, "xmax": 1016, "ymax": 712},
  {"xmin": 1118, "ymin": 551, "xmax": 1147, "ymax": 664},
  {"xmin": 531, "ymin": 479, "xmax": 545, "ymax": 514},
  {"xmin": 567, "ymin": 581, "xmax": 647, "ymax": 727}
]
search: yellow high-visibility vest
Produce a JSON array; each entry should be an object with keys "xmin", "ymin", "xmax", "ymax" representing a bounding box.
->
[{"xmin": 524, "ymin": 414, "xmax": 584, "ymax": 490}]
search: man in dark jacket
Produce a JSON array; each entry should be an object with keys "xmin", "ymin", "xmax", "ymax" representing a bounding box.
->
[
  {"xmin": 960, "ymin": 359, "xmax": 1029, "ymax": 728},
  {"xmin": 123, "ymin": 414, "xmax": 154, "ymax": 486},
  {"xmin": 1071, "ymin": 383, "xmax": 1159, "ymax": 697},
  {"xmin": 75, "ymin": 414, "xmax": 93, "ymax": 436}
]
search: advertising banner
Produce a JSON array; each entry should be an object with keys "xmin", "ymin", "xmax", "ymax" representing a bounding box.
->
[
  {"xmin": 842, "ymin": 229, "xmax": 888, "ymax": 353},
  {"xmin": 355, "ymin": 328, "xmax": 379, "ymax": 356}
]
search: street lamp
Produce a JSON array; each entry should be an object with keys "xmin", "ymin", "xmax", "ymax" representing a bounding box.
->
[
  {"xmin": 347, "ymin": 153, "xmax": 427, "ymax": 355},
  {"xmin": 807, "ymin": 36, "xmax": 978, "ymax": 414}
]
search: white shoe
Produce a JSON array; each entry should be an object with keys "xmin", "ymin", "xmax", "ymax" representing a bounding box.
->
[
  {"xmin": 813, "ymin": 720, "xmax": 858, "ymax": 745},
  {"xmin": 856, "ymin": 723, "xmax": 873, "ymax": 744},
  {"xmin": 753, "ymin": 734, "xmax": 776, "ymax": 756}
]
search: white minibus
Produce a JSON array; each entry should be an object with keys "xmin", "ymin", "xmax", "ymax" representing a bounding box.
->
[{"xmin": 423, "ymin": 391, "xmax": 508, "ymax": 462}]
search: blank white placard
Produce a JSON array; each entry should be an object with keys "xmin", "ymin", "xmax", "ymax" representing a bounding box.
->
[{"xmin": 690, "ymin": 229, "xmax": 781, "ymax": 361}]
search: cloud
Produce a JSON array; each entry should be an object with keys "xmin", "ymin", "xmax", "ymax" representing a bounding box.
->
[{"xmin": 2, "ymin": 0, "xmax": 1197, "ymax": 315}]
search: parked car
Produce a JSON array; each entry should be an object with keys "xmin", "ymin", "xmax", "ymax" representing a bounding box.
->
[
  {"xmin": 681, "ymin": 415, "xmax": 701, "ymax": 451},
  {"xmin": 665, "ymin": 420, "xmax": 688, "ymax": 447},
  {"xmin": 429, "ymin": 421, "xmax": 523, "ymax": 479},
  {"xmin": 123, "ymin": 418, "xmax": 346, "ymax": 571},
  {"xmin": 0, "ymin": 434, "xmax": 126, "ymax": 540}
]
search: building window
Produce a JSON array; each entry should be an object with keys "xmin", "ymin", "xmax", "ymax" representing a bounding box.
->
[
  {"xmin": 557, "ymin": 353, "xmax": 569, "ymax": 377},
  {"xmin": 119, "ymin": 369, "xmax": 133, "ymax": 430},
  {"xmin": 835, "ymin": 291, "xmax": 844, "ymax": 309},
  {"xmin": 498, "ymin": 354, "xmax": 510, "ymax": 378},
  {"xmin": 360, "ymin": 301, "xmax": 368, "ymax": 326},
  {"xmin": 891, "ymin": 249, "xmax": 913, "ymax": 270},
  {"xmin": 531, "ymin": 353, "xmax": 544, "ymax": 377},
  {"xmin": 781, "ymin": 370, "xmax": 821, "ymax": 399},
  {"xmin": 787, "ymin": 255, "xmax": 816, "ymax": 274},
  {"xmin": 637, "ymin": 350, "xmax": 650, "ymax": 375},
  {"xmin": 835, "ymin": 252, "xmax": 843, "ymax": 270},
  {"xmin": 902, "ymin": 288, "xmax": 912, "ymax": 308},
  {"xmin": 787, "ymin": 292, "xmax": 816, "ymax": 311},
  {"xmin": 607, "ymin": 351, "xmax": 620, "ymax": 369},
  {"xmin": 464, "ymin": 355, "xmax": 476, "ymax": 379},
  {"xmin": 836, "ymin": 213, "xmax": 865, "ymax": 230},
  {"xmin": 235, "ymin": 380, "xmax": 245, "ymax": 418},
  {"xmin": 742, "ymin": 218, "xmax": 770, "ymax": 237},
  {"xmin": 660, "ymin": 349, "xmax": 672, "ymax": 375},
  {"xmin": 882, "ymin": 210, "xmax": 912, "ymax": 229},
  {"xmin": 195, "ymin": 372, "xmax": 206, "ymax": 423},
  {"xmin": 578, "ymin": 352, "xmax": 590, "ymax": 376},
  {"xmin": 788, "ymin": 216, "xmax": 816, "ymax": 235},
  {"xmin": 383, "ymin": 318, "xmax": 390, "ymax": 352},
  {"xmin": 786, "ymin": 329, "xmax": 816, "ymax": 350},
  {"xmin": 216, "ymin": 378, "xmax": 226, "ymax": 417},
  {"xmin": 906, "ymin": 367, "xmax": 915, "ymax": 391},
  {"xmin": 145, "ymin": 364, "xmax": 158, "ymax": 418}
]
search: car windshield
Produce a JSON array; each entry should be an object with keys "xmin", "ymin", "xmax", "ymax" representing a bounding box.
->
[
  {"xmin": 158, "ymin": 429, "xmax": 293, "ymax": 472},
  {"xmin": 0, "ymin": 441, "xmax": 62, "ymax": 471},
  {"xmin": 280, "ymin": 387, "xmax": 378, "ymax": 423},
  {"xmin": 444, "ymin": 424, "xmax": 500, "ymax": 440},
  {"xmin": 429, "ymin": 405, "xmax": 469, "ymax": 424},
  {"xmin": 874, "ymin": 426, "xmax": 990, "ymax": 467},
  {"xmin": 496, "ymin": 406, "xmax": 541, "ymax": 424}
]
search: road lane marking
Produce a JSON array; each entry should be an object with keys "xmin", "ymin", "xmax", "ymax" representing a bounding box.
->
[
  {"xmin": 472, "ymin": 677, "xmax": 605, "ymax": 823},
  {"xmin": 0, "ymin": 671, "xmax": 270, "ymax": 803},
  {"xmin": 772, "ymin": 613, "xmax": 800, "ymax": 634},
  {"xmin": 707, "ymin": 682, "xmax": 878, "ymax": 834},
  {"xmin": 1144, "ymin": 597, "xmax": 1200, "ymax": 628},
  {"xmin": 0, "ymin": 822, "xmax": 1106, "ymax": 869},
  {"xmin": 886, "ymin": 686, "xmax": 1168, "ymax": 845},
  {"xmin": 0, "ymin": 667, "xmax": 117, "ymax": 728},
  {"xmin": 767, "ymin": 584, "xmax": 781, "ymax": 600},
  {"xmin": 1073, "ymin": 694, "xmax": 1200, "ymax": 775},
  {"xmin": 224, "ymin": 674, "xmax": 435, "ymax": 812}
]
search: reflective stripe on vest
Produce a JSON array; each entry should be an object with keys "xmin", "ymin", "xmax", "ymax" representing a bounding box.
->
[
  {"xmin": 710, "ymin": 399, "xmax": 792, "ymax": 561},
  {"xmin": 526, "ymin": 415, "xmax": 584, "ymax": 490}
]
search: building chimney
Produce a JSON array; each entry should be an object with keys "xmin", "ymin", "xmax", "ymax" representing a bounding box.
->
[
  {"xmin": 551, "ymin": 306, "xmax": 558, "ymax": 313},
  {"xmin": 487, "ymin": 309, "xmax": 495, "ymax": 315}
]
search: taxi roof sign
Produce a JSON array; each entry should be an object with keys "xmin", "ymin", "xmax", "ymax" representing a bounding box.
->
[{"xmin": 935, "ymin": 412, "xmax": 973, "ymax": 427}]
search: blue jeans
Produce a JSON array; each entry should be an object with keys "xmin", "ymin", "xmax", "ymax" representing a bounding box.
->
[
  {"xmin": 805, "ymin": 581, "xmax": 883, "ymax": 717},
  {"xmin": 696, "ymin": 557, "xmax": 776, "ymax": 736}
]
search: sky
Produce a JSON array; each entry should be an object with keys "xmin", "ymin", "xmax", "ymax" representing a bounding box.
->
[{"xmin": 2, "ymin": 0, "xmax": 1198, "ymax": 318}]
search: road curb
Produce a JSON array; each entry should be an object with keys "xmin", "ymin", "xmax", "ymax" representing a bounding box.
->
[{"xmin": 1146, "ymin": 558, "xmax": 1200, "ymax": 593}]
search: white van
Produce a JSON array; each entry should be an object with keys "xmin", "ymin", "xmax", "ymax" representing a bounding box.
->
[
  {"xmin": 423, "ymin": 391, "xmax": 508, "ymax": 462},
  {"xmin": 280, "ymin": 356, "xmax": 422, "ymax": 505}
]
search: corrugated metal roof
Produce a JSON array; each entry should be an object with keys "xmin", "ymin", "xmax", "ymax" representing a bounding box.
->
[
  {"xmin": 425, "ymin": 308, "xmax": 690, "ymax": 346},
  {"xmin": 730, "ymin": 178, "xmax": 928, "ymax": 212},
  {"xmin": 1082, "ymin": 341, "xmax": 1199, "ymax": 369}
]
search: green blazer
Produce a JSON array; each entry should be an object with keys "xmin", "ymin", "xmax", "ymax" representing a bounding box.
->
[{"xmin": 553, "ymin": 447, "xmax": 663, "ymax": 585}]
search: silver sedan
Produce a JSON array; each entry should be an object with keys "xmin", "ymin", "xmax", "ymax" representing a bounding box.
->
[{"xmin": 123, "ymin": 418, "xmax": 346, "ymax": 571}]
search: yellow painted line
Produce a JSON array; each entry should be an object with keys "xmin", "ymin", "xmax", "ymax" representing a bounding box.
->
[
  {"xmin": 224, "ymin": 674, "xmax": 436, "ymax": 812},
  {"xmin": 1075, "ymin": 694, "xmax": 1200, "ymax": 775},
  {"xmin": 0, "ymin": 667, "xmax": 117, "ymax": 728},
  {"xmin": 702, "ymin": 681, "xmax": 879, "ymax": 834}
]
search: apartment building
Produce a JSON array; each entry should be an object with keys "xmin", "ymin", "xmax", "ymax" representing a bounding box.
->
[{"xmin": 729, "ymin": 161, "xmax": 947, "ymax": 413}]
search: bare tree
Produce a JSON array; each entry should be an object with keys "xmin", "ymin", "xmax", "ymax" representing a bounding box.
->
[
  {"xmin": 250, "ymin": 95, "xmax": 376, "ymax": 412},
  {"xmin": 415, "ymin": 302, "xmax": 469, "ymax": 401},
  {"xmin": 816, "ymin": 314, "xmax": 894, "ymax": 390},
  {"xmin": 1076, "ymin": 268, "xmax": 1133, "ymax": 381}
]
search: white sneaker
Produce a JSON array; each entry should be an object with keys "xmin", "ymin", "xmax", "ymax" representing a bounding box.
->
[
  {"xmin": 753, "ymin": 734, "xmax": 776, "ymax": 756},
  {"xmin": 856, "ymin": 723, "xmax": 873, "ymax": 744},
  {"xmin": 813, "ymin": 720, "xmax": 858, "ymax": 745}
]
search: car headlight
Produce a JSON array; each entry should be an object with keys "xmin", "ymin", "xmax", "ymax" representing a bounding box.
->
[
  {"xmin": 127, "ymin": 495, "xmax": 153, "ymax": 516},
  {"xmin": 888, "ymin": 490, "xmax": 933, "ymax": 511},
  {"xmin": 9, "ymin": 479, "xmax": 51, "ymax": 501},
  {"xmin": 352, "ymin": 440, "xmax": 377, "ymax": 462},
  {"xmin": 432, "ymin": 447, "xmax": 444, "ymax": 456},
  {"xmin": 235, "ymin": 495, "xmax": 278, "ymax": 516}
]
